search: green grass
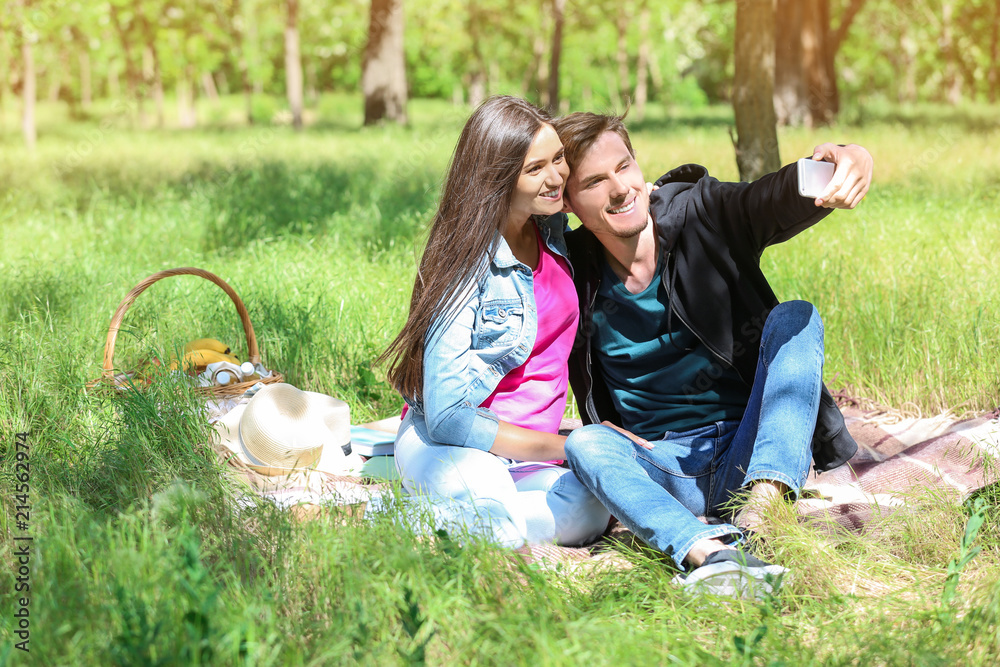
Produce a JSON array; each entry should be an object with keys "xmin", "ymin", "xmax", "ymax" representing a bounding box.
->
[{"xmin": 1, "ymin": 94, "xmax": 999, "ymax": 664}]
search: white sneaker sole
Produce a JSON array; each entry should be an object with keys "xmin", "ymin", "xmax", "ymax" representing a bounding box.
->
[{"xmin": 672, "ymin": 562, "xmax": 790, "ymax": 599}]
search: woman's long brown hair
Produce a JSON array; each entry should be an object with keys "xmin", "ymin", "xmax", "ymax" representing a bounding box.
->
[{"xmin": 377, "ymin": 96, "xmax": 554, "ymax": 402}]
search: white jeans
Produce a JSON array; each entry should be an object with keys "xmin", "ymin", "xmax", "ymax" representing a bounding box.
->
[{"xmin": 393, "ymin": 410, "xmax": 610, "ymax": 548}]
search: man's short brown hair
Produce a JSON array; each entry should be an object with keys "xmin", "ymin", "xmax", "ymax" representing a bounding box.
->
[{"xmin": 553, "ymin": 111, "xmax": 635, "ymax": 173}]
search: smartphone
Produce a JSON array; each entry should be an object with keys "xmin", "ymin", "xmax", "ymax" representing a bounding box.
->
[{"xmin": 797, "ymin": 158, "xmax": 835, "ymax": 199}]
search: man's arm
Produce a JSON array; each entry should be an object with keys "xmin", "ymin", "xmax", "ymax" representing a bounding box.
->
[
  {"xmin": 712, "ymin": 142, "xmax": 873, "ymax": 251},
  {"xmin": 651, "ymin": 144, "xmax": 873, "ymax": 254}
]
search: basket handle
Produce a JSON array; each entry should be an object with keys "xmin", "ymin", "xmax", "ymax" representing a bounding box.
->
[{"xmin": 102, "ymin": 267, "xmax": 261, "ymax": 380}]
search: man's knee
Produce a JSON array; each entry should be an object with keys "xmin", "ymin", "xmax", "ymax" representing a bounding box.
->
[
  {"xmin": 762, "ymin": 300, "xmax": 824, "ymax": 348},
  {"xmin": 769, "ymin": 300, "xmax": 821, "ymax": 329},
  {"xmin": 564, "ymin": 424, "xmax": 625, "ymax": 466}
]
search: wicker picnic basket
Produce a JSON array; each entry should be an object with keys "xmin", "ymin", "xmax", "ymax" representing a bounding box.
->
[{"xmin": 91, "ymin": 267, "xmax": 283, "ymax": 398}]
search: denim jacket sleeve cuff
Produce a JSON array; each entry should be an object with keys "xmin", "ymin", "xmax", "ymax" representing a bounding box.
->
[
  {"xmin": 461, "ymin": 407, "xmax": 501, "ymax": 451},
  {"xmin": 423, "ymin": 400, "xmax": 500, "ymax": 451}
]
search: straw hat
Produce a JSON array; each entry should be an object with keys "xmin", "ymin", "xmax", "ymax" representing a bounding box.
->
[{"xmin": 214, "ymin": 383, "xmax": 354, "ymax": 476}]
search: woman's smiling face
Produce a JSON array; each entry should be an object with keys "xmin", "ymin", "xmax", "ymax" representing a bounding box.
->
[{"xmin": 508, "ymin": 123, "xmax": 570, "ymax": 223}]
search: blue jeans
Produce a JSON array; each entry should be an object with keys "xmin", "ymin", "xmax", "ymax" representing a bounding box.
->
[
  {"xmin": 565, "ymin": 300, "xmax": 824, "ymax": 567},
  {"xmin": 394, "ymin": 410, "xmax": 611, "ymax": 548}
]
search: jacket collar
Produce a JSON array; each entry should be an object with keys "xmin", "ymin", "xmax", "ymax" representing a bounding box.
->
[
  {"xmin": 491, "ymin": 234, "xmax": 521, "ymax": 269},
  {"xmin": 490, "ymin": 213, "xmax": 566, "ymax": 270},
  {"xmin": 650, "ymin": 163, "xmax": 708, "ymax": 251}
]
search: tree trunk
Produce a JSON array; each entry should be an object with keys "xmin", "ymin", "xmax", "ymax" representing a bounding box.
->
[
  {"xmin": 468, "ymin": 71, "xmax": 486, "ymax": 108},
  {"xmin": 547, "ymin": 0, "xmax": 566, "ymax": 113},
  {"xmin": 990, "ymin": 0, "xmax": 1000, "ymax": 103},
  {"xmin": 733, "ymin": 0, "xmax": 780, "ymax": 182},
  {"xmin": 816, "ymin": 0, "xmax": 866, "ymax": 122},
  {"xmin": 530, "ymin": 31, "xmax": 548, "ymax": 107},
  {"xmin": 241, "ymin": 55, "xmax": 254, "ymax": 124},
  {"xmin": 633, "ymin": 2, "xmax": 651, "ymax": 120},
  {"xmin": 306, "ymin": 61, "xmax": 317, "ymax": 105},
  {"xmin": 201, "ymin": 71, "xmax": 219, "ymax": 101},
  {"xmin": 802, "ymin": 0, "xmax": 836, "ymax": 126},
  {"xmin": 774, "ymin": 0, "xmax": 807, "ymax": 126},
  {"xmin": 79, "ymin": 48, "xmax": 91, "ymax": 108},
  {"xmin": 0, "ymin": 28, "xmax": 9, "ymax": 121},
  {"xmin": 616, "ymin": 13, "xmax": 629, "ymax": 104},
  {"xmin": 48, "ymin": 49, "xmax": 66, "ymax": 103},
  {"xmin": 362, "ymin": 0, "xmax": 408, "ymax": 125},
  {"xmin": 774, "ymin": 0, "xmax": 852, "ymax": 127},
  {"xmin": 285, "ymin": 0, "xmax": 304, "ymax": 129},
  {"xmin": 108, "ymin": 62, "xmax": 120, "ymax": 99},
  {"xmin": 606, "ymin": 70, "xmax": 622, "ymax": 110},
  {"xmin": 235, "ymin": 0, "xmax": 254, "ymax": 124},
  {"xmin": 151, "ymin": 47, "xmax": 164, "ymax": 128},
  {"xmin": 238, "ymin": 82, "xmax": 251, "ymax": 126},
  {"xmin": 466, "ymin": 0, "xmax": 487, "ymax": 108},
  {"xmin": 110, "ymin": 4, "xmax": 142, "ymax": 123},
  {"xmin": 489, "ymin": 57, "xmax": 500, "ymax": 96},
  {"xmin": 941, "ymin": 0, "xmax": 962, "ymax": 104},
  {"xmin": 900, "ymin": 24, "xmax": 917, "ymax": 103},
  {"xmin": 143, "ymin": 45, "xmax": 154, "ymax": 85},
  {"xmin": 648, "ymin": 44, "xmax": 663, "ymax": 92},
  {"xmin": 21, "ymin": 28, "xmax": 37, "ymax": 150},
  {"xmin": 178, "ymin": 66, "xmax": 197, "ymax": 128},
  {"xmin": 144, "ymin": 46, "xmax": 164, "ymax": 127}
]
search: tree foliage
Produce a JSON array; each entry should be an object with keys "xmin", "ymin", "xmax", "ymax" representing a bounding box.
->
[{"xmin": 0, "ymin": 0, "xmax": 996, "ymax": 134}]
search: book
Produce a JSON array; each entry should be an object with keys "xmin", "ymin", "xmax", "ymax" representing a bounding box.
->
[
  {"xmin": 350, "ymin": 426, "xmax": 396, "ymax": 457},
  {"xmin": 360, "ymin": 455, "xmax": 400, "ymax": 481}
]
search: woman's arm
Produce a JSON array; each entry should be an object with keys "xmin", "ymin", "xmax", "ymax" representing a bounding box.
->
[
  {"xmin": 489, "ymin": 419, "xmax": 653, "ymax": 460},
  {"xmin": 489, "ymin": 422, "xmax": 567, "ymax": 460},
  {"xmin": 421, "ymin": 282, "xmax": 502, "ymax": 451}
]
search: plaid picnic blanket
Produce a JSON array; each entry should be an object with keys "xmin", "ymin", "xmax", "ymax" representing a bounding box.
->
[
  {"xmin": 207, "ymin": 399, "xmax": 1000, "ymax": 567},
  {"xmin": 798, "ymin": 401, "xmax": 1000, "ymax": 534},
  {"xmin": 519, "ymin": 403, "xmax": 1000, "ymax": 568}
]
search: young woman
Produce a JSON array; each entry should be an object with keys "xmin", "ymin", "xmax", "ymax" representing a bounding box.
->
[{"xmin": 378, "ymin": 96, "xmax": 610, "ymax": 548}]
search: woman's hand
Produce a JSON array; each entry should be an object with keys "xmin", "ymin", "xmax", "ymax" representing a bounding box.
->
[
  {"xmin": 487, "ymin": 420, "xmax": 654, "ymax": 461},
  {"xmin": 601, "ymin": 421, "xmax": 654, "ymax": 450}
]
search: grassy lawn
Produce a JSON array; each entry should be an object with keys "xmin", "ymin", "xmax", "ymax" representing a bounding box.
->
[{"xmin": 1, "ymin": 94, "xmax": 999, "ymax": 664}]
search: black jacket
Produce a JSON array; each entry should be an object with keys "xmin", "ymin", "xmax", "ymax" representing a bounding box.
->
[{"xmin": 566, "ymin": 162, "xmax": 857, "ymax": 474}]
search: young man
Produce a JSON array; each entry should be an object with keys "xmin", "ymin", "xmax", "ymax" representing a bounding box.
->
[{"xmin": 553, "ymin": 112, "xmax": 873, "ymax": 598}]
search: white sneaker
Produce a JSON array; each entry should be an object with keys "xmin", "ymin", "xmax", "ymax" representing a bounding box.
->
[{"xmin": 672, "ymin": 549, "xmax": 789, "ymax": 599}]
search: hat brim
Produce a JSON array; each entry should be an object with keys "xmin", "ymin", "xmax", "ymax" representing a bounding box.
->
[{"xmin": 213, "ymin": 399, "xmax": 362, "ymax": 477}]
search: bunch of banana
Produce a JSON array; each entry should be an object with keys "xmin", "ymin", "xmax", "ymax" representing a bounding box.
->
[
  {"xmin": 169, "ymin": 337, "xmax": 240, "ymax": 372},
  {"xmin": 184, "ymin": 338, "xmax": 232, "ymax": 355}
]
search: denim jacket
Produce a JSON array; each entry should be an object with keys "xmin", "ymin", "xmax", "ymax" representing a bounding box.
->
[{"xmin": 407, "ymin": 213, "xmax": 572, "ymax": 451}]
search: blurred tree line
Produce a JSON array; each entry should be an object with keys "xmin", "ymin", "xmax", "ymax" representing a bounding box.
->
[{"xmin": 2, "ymin": 0, "xmax": 998, "ymax": 147}]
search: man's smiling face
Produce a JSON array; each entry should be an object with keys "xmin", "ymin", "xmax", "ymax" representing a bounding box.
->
[{"xmin": 565, "ymin": 131, "xmax": 650, "ymax": 239}]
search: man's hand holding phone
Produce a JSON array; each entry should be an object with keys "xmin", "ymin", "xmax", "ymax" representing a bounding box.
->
[{"xmin": 802, "ymin": 143, "xmax": 873, "ymax": 209}]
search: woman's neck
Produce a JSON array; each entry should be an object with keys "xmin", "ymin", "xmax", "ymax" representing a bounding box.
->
[{"xmin": 503, "ymin": 215, "xmax": 540, "ymax": 271}]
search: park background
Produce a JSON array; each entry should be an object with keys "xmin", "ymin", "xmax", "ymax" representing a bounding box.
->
[{"xmin": 2, "ymin": 0, "xmax": 1000, "ymax": 664}]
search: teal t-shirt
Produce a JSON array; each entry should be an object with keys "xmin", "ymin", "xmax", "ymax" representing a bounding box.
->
[{"xmin": 592, "ymin": 254, "xmax": 748, "ymax": 440}]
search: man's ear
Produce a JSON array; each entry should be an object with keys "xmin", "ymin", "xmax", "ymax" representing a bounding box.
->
[{"xmin": 561, "ymin": 191, "xmax": 574, "ymax": 214}]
